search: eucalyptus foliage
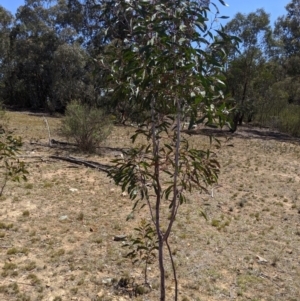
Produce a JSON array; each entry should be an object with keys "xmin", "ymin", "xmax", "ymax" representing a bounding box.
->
[
  {"xmin": 106, "ymin": 1, "xmax": 234, "ymax": 300},
  {"xmin": 124, "ymin": 218, "xmax": 158, "ymax": 285},
  {"xmin": 0, "ymin": 133, "xmax": 28, "ymax": 196}
]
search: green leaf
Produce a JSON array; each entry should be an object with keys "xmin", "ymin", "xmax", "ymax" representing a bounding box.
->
[
  {"xmin": 199, "ymin": 210, "xmax": 208, "ymax": 221},
  {"xmin": 218, "ymin": 0, "xmax": 229, "ymax": 7}
]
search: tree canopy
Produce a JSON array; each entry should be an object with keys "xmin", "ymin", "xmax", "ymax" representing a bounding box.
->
[{"xmin": 0, "ymin": 0, "xmax": 300, "ymax": 135}]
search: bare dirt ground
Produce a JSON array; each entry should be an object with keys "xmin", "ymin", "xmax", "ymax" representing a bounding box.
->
[{"xmin": 1, "ymin": 111, "xmax": 300, "ymax": 301}]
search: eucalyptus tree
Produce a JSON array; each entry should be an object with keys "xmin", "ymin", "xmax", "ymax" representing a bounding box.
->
[
  {"xmin": 1, "ymin": 0, "xmax": 92, "ymax": 110},
  {"xmin": 275, "ymin": 0, "xmax": 300, "ymax": 104},
  {"xmin": 6, "ymin": 0, "xmax": 62, "ymax": 108},
  {"xmin": 104, "ymin": 0, "xmax": 234, "ymax": 300},
  {"xmin": 275, "ymin": 0, "xmax": 300, "ymax": 58},
  {"xmin": 224, "ymin": 9, "xmax": 272, "ymax": 130},
  {"xmin": 50, "ymin": 43, "xmax": 100, "ymax": 112},
  {"xmin": 0, "ymin": 7, "xmax": 14, "ymax": 103}
]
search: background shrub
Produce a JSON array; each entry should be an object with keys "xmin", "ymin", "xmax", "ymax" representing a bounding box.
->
[
  {"xmin": 60, "ymin": 100, "xmax": 112, "ymax": 153},
  {"xmin": 278, "ymin": 105, "xmax": 300, "ymax": 137}
]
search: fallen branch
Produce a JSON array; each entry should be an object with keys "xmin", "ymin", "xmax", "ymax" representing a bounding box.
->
[
  {"xmin": 17, "ymin": 155, "xmax": 46, "ymax": 159},
  {"xmin": 9, "ymin": 279, "xmax": 35, "ymax": 286},
  {"xmin": 49, "ymin": 155, "xmax": 113, "ymax": 173},
  {"xmin": 50, "ymin": 139, "xmax": 77, "ymax": 147}
]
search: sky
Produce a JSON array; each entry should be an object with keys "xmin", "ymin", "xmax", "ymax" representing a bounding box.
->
[
  {"xmin": 0, "ymin": 0, "xmax": 290, "ymax": 26},
  {"xmin": 217, "ymin": 0, "xmax": 289, "ymax": 26}
]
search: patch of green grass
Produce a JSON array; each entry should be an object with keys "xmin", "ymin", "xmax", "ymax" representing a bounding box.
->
[
  {"xmin": 24, "ymin": 261, "xmax": 36, "ymax": 271},
  {"xmin": 77, "ymin": 212, "xmax": 84, "ymax": 221},
  {"xmin": 211, "ymin": 219, "xmax": 220, "ymax": 228},
  {"xmin": 2, "ymin": 262, "xmax": 18, "ymax": 277},
  {"xmin": 16, "ymin": 293, "xmax": 31, "ymax": 301},
  {"xmin": 70, "ymin": 287, "xmax": 78, "ymax": 295},
  {"xmin": 50, "ymin": 248, "xmax": 65, "ymax": 259},
  {"xmin": 77, "ymin": 278, "xmax": 84, "ymax": 286},
  {"xmin": 2, "ymin": 262, "xmax": 17, "ymax": 271},
  {"xmin": 43, "ymin": 181, "xmax": 53, "ymax": 188},
  {"xmin": 0, "ymin": 222, "xmax": 13, "ymax": 230},
  {"xmin": 206, "ymin": 268, "xmax": 222, "ymax": 282},
  {"xmin": 238, "ymin": 199, "xmax": 247, "ymax": 208},
  {"xmin": 13, "ymin": 196, "xmax": 20, "ymax": 202},
  {"xmin": 22, "ymin": 210, "xmax": 30, "ymax": 217},
  {"xmin": 211, "ymin": 217, "xmax": 231, "ymax": 231},
  {"xmin": 0, "ymin": 282, "xmax": 19, "ymax": 294},
  {"xmin": 93, "ymin": 238, "xmax": 103, "ymax": 244},
  {"xmin": 29, "ymin": 230, "xmax": 36, "ymax": 237},
  {"xmin": 24, "ymin": 183, "xmax": 33, "ymax": 189},
  {"xmin": 250, "ymin": 213, "xmax": 260, "ymax": 221},
  {"xmin": 237, "ymin": 274, "xmax": 262, "ymax": 291},
  {"xmin": 27, "ymin": 273, "xmax": 41, "ymax": 286},
  {"xmin": 7, "ymin": 247, "xmax": 29, "ymax": 256}
]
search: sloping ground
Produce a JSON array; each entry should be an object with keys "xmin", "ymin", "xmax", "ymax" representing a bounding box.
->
[{"xmin": 0, "ymin": 112, "xmax": 300, "ymax": 301}]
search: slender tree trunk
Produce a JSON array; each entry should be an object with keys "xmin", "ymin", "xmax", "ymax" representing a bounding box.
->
[
  {"xmin": 166, "ymin": 239, "xmax": 178, "ymax": 301},
  {"xmin": 155, "ymin": 153, "xmax": 165, "ymax": 301},
  {"xmin": 151, "ymin": 96, "xmax": 165, "ymax": 301},
  {"xmin": 158, "ymin": 233, "xmax": 165, "ymax": 301}
]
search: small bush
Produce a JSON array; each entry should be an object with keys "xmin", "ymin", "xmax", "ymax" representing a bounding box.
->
[
  {"xmin": 60, "ymin": 100, "xmax": 112, "ymax": 153},
  {"xmin": 278, "ymin": 104, "xmax": 300, "ymax": 137},
  {"xmin": 22, "ymin": 210, "xmax": 30, "ymax": 217}
]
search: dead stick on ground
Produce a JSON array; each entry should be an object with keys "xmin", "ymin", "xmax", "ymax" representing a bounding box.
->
[
  {"xmin": 49, "ymin": 155, "xmax": 113, "ymax": 173},
  {"xmin": 9, "ymin": 279, "xmax": 35, "ymax": 286},
  {"xmin": 43, "ymin": 116, "xmax": 52, "ymax": 147}
]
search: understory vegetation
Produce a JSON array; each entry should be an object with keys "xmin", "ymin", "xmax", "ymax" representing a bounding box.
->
[
  {"xmin": 0, "ymin": 108, "xmax": 27, "ymax": 196},
  {"xmin": 60, "ymin": 100, "xmax": 112, "ymax": 153}
]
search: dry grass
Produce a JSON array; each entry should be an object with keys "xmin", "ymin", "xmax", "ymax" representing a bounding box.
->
[{"xmin": 0, "ymin": 111, "xmax": 300, "ymax": 301}]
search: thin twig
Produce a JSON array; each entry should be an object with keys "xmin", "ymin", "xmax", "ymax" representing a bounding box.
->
[
  {"xmin": 43, "ymin": 116, "xmax": 52, "ymax": 147},
  {"xmin": 0, "ymin": 171, "xmax": 8, "ymax": 196}
]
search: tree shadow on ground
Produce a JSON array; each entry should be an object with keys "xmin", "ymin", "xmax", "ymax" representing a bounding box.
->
[{"xmin": 184, "ymin": 125, "xmax": 300, "ymax": 144}]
